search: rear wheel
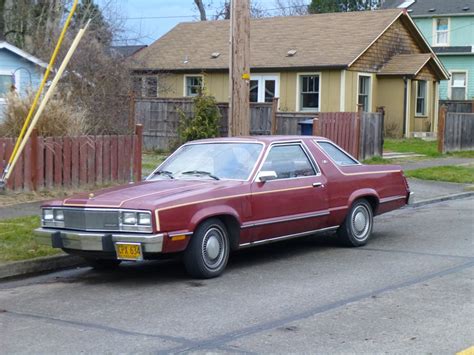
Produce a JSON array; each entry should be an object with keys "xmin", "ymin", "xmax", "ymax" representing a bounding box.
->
[
  {"xmin": 184, "ymin": 218, "xmax": 230, "ymax": 279},
  {"xmin": 84, "ymin": 258, "xmax": 122, "ymax": 270},
  {"xmin": 337, "ymin": 199, "xmax": 373, "ymax": 247}
]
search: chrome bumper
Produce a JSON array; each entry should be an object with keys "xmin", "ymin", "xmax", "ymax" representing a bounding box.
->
[
  {"xmin": 407, "ymin": 192, "xmax": 415, "ymax": 205},
  {"xmin": 35, "ymin": 228, "xmax": 164, "ymax": 253}
]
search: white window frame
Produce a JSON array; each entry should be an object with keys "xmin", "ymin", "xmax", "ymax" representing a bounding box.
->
[
  {"xmin": 183, "ymin": 75, "xmax": 204, "ymax": 97},
  {"xmin": 249, "ymin": 74, "xmax": 280, "ymax": 103},
  {"xmin": 432, "ymin": 17, "xmax": 450, "ymax": 47},
  {"xmin": 415, "ymin": 80, "xmax": 428, "ymax": 117},
  {"xmin": 296, "ymin": 72, "xmax": 321, "ymax": 112},
  {"xmin": 448, "ymin": 70, "xmax": 468, "ymax": 100},
  {"xmin": 357, "ymin": 73, "xmax": 373, "ymax": 112},
  {"xmin": 0, "ymin": 69, "xmax": 20, "ymax": 102}
]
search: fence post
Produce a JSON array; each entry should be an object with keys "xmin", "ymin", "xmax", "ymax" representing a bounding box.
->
[
  {"xmin": 134, "ymin": 124, "xmax": 143, "ymax": 182},
  {"xmin": 30, "ymin": 128, "xmax": 38, "ymax": 191},
  {"xmin": 376, "ymin": 106, "xmax": 385, "ymax": 155},
  {"xmin": 312, "ymin": 117, "xmax": 320, "ymax": 136},
  {"xmin": 271, "ymin": 97, "xmax": 279, "ymax": 135},
  {"xmin": 355, "ymin": 104, "xmax": 363, "ymax": 160},
  {"xmin": 128, "ymin": 92, "xmax": 136, "ymax": 131},
  {"xmin": 437, "ymin": 105, "xmax": 447, "ymax": 153}
]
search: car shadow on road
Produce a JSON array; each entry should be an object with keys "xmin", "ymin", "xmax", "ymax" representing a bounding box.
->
[{"xmin": 56, "ymin": 232, "xmax": 345, "ymax": 286}]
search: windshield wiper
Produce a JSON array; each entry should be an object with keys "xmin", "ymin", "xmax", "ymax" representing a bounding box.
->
[
  {"xmin": 153, "ymin": 170, "xmax": 174, "ymax": 179},
  {"xmin": 181, "ymin": 170, "xmax": 220, "ymax": 180}
]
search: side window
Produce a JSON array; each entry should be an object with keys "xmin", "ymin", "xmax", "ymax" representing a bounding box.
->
[
  {"xmin": 262, "ymin": 144, "xmax": 316, "ymax": 179},
  {"xmin": 318, "ymin": 141, "xmax": 359, "ymax": 166}
]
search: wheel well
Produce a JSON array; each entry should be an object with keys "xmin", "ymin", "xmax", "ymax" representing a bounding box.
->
[
  {"xmin": 357, "ymin": 195, "xmax": 379, "ymax": 214},
  {"xmin": 198, "ymin": 215, "xmax": 241, "ymax": 251}
]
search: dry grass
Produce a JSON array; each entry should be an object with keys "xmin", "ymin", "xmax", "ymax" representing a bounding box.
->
[{"xmin": 0, "ymin": 91, "xmax": 89, "ymax": 137}]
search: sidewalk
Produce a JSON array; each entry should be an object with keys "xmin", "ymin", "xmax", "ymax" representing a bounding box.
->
[
  {"xmin": 400, "ymin": 157, "xmax": 473, "ymax": 171},
  {"xmin": 0, "ymin": 201, "xmax": 43, "ymax": 220}
]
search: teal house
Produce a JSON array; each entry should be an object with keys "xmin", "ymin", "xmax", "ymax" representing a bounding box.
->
[
  {"xmin": 383, "ymin": 0, "xmax": 474, "ymax": 100},
  {"xmin": 0, "ymin": 41, "xmax": 47, "ymax": 120}
]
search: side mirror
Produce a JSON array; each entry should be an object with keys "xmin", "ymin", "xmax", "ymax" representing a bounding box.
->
[{"xmin": 256, "ymin": 170, "xmax": 277, "ymax": 183}]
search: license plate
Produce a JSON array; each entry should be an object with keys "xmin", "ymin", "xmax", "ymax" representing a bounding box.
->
[{"xmin": 115, "ymin": 242, "xmax": 143, "ymax": 261}]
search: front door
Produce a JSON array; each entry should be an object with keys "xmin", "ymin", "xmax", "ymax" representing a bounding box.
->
[{"xmin": 248, "ymin": 143, "xmax": 328, "ymax": 242}]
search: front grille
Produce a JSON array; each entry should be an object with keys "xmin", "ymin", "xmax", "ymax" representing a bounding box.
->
[{"xmin": 63, "ymin": 209, "xmax": 120, "ymax": 231}]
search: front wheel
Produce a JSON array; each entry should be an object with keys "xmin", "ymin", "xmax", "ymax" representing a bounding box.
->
[
  {"xmin": 337, "ymin": 199, "xmax": 374, "ymax": 247},
  {"xmin": 184, "ymin": 218, "xmax": 230, "ymax": 278}
]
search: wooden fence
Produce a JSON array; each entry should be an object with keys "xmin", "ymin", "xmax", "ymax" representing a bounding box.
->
[
  {"xmin": 0, "ymin": 125, "xmax": 143, "ymax": 191},
  {"xmin": 313, "ymin": 110, "xmax": 384, "ymax": 160},
  {"xmin": 438, "ymin": 106, "xmax": 474, "ymax": 153},
  {"xmin": 134, "ymin": 98, "xmax": 383, "ymax": 159},
  {"xmin": 439, "ymin": 100, "xmax": 474, "ymax": 113}
]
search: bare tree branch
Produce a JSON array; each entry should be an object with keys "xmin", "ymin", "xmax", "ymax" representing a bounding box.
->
[{"xmin": 194, "ymin": 0, "xmax": 207, "ymax": 21}]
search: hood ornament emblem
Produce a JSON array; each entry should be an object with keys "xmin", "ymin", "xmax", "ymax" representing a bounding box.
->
[{"xmin": 89, "ymin": 193, "xmax": 95, "ymax": 199}]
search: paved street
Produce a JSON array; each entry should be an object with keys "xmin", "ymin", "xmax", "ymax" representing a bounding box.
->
[{"xmin": 0, "ymin": 198, "xmax": 473, "ymax": 353}]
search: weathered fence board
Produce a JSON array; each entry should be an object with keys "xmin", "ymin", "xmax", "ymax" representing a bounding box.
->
[
  {"xmin": 439, "ymin": 100, "xmax": 474, "ymax": 113},
  {"xmin": 0, "ymin": 126, "xmax": 143, "ymax": 191},
  {"xmin": 442, "ymin": 112, "xmax": 474, "ymax": 153}
]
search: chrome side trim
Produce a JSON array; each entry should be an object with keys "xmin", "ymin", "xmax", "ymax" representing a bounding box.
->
[
  {"xmin": 168, "ymin": 231, "xmax": 193, "ymax": 238},
  {"xmin": 379, "ymin": 195, "xmax": 406, "ymax": 204},
  {"xmin": 241, "ymin": 210, "xmax": 329, "ymax": 229},
  {"xmin": 239, "ymin": 226, "xmax": 339, "ymax": 248},
  {"xmin": 407, "ymin": 192, "xmax": 414, "ymax": 205}
]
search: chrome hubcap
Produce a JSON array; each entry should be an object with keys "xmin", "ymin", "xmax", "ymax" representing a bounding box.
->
[
  {"xmin": 201, "ymin": 226, "xmax": 226, "ymax": 270},
  {"xmin": 351, "ymin": 205, "xmax": 371, "ymax": 240},
  {"xmin": 205, "ymin": 236, "xmax": 220, "ymax": 260}
]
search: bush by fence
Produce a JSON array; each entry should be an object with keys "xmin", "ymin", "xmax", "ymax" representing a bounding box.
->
[{"xmin": 0, "ymin": 125, "xmax": 143, "ymax": 191}]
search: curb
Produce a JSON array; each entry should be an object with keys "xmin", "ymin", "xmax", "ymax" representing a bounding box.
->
[
  {"xmin": 406, "ymin": 191, "xmax": 474, "ymax": 208},
  {"xmin": 0, "ymin": 254, "xmax": 84, "ymax": 280}
]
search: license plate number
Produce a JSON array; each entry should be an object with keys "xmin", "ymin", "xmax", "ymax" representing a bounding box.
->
[{"xmin": 115, "ymin": 242, "xmax": 143, "ymax": 261}]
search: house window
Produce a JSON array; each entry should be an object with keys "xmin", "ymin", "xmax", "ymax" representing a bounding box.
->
[
  {"xmin": 132, "ymin": 76, "xmax": 143, "ymax": 96},
  {"xmin": 450, "ymin": 72, "xmax": 467, "ymax": 100},
  {"xmin": 249, "ymin": 75, "xmax": 279, "ymax": 103},
  {"xmin": 358, "ymin": 75, "xmax": 371, "ymax": 112},
  {"xmin": 434, "ymin": 18, "xmax": 449, "ymax": 46},
  {"xmin": 299, "ymin": 74, "xmax": 319, "ymax": 111},
  {"xmin": 0, "ymin": 74, "xmax": 12, "ymax": 96},
  {"xmin": 145, "ymin": 77, "xmax": 158, "ymax": 97},
  {"xmin": 416, "ymin": 81, "xmax": 427, "ymax": 116},
  {"xmin": 185, "ymin": 76, "xmax": 203, "ymax": 97}
]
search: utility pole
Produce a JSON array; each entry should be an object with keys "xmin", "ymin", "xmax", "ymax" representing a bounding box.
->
[{"xmin": 229, "ymin": 0, "xmax": 250, "ymax": 136}]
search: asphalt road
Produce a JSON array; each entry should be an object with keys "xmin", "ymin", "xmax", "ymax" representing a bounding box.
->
[{"xmin": 0, "ymin": 198, "xmax": 473, "ymax": 354}]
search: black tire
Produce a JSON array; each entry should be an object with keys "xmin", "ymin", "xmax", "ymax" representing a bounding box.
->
[
  {"xmin": 84, "ymin": 258, "xmax": 122, "ymax": 270},
  {"xmin": 337, "ymin": 199, "xmax": 374, "ymax": 247},
  {"xmin": 183, "ymin": 218, "xmax": 230, "ymax": 279}
]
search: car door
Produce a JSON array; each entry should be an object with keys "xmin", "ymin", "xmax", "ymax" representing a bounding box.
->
[{"xmin": 247, "ymin": 142, "xmax": 329, "ymax": 242}]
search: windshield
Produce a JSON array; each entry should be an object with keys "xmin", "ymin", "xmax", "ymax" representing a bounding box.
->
[{"xmin": 148, "ymin": 142, "xmax": 263, "ymax": 181}]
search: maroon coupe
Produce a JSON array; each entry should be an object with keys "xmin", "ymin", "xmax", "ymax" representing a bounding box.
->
[{"xmin": 36, "ymin": 136, "xmax": 412, "ymax": 278}]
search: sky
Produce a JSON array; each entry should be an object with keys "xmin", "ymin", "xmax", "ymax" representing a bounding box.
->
[{"xmin": 96, "ymin": 0, "xmax": 309, "ymax": 46}]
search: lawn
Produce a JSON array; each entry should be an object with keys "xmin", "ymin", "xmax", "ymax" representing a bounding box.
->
[
  {"xmin": 384, "ymin": 138, "xmax": 474, "ymax": 158},
  {"xmin": 405, "ymin": 165, "xmax": 474, "ymax": 184},
  {"xmin": 0, "ymin": 215, "xmax": 61, "ymax": 263}
]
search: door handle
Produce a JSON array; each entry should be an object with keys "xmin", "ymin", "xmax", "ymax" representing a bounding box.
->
[{"xmin": 312, "ymin": 182, "xmax": 324, "ymax": 188}]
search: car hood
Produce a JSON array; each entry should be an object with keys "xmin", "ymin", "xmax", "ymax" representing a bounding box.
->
[{"xmin": 54, "ymin": 179, "xmax": 246, "ymax": 211}]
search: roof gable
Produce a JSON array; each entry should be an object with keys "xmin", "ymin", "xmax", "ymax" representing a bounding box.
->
[
  {"xmin": 0, "ymin": 41, "xmax": 47, "ymax": 68},
  {"xmin": 131, "ymin": 9, "xmax": 403, "ymax": 71},
  {"xmin": 382, "ymin": 0, "xmax": 474, "ymax": 16}
]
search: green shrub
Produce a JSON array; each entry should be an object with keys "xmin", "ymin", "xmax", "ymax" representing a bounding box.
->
[{"xmin": 178, "ymin": 93, "xmax": 221, "ymax": 144}]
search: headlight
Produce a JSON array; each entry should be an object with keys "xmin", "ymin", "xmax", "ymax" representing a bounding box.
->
[
  {"xmin": 138, "ymin": 213, "xmax": 151, "ymax": 225},
  {"xmin": 43, "ymin": 209, "xmax": 54, "ymax": 221},
  {"xmin": 122, "ymin": 212, "xmax": 137, "ymax": 225},
  {"xmin": 55, "ymin": 210, "xmax": 64, "ymax": 221}
]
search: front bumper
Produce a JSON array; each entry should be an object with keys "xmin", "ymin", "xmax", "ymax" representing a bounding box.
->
[
  {"xmin": 407, "ymin": 191, "xmax": 414, "ymax": 205},
  {"xmin": 35, "ymin": 228, "xmax": 164, "ymax": 253}
]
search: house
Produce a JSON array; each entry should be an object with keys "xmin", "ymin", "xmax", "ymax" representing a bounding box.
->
[
  {"xmin": 382, "ymin": 0, "xmax": 474, "ymax": 101},
  {"xmin": 0, "ymin": 41, "xmax": 47, "ymax": 119},
  {"xmin": 130, "ymin": 9, "xmax": 449, "ymax": 137}
]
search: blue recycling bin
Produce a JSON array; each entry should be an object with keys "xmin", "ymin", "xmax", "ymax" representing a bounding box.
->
[{"xmin": 298, "ymin": 119, "xmax": 314, "ymax": 135}]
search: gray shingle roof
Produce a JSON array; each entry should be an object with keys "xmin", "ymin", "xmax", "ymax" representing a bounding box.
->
[{"xmin": 382, "ymin": 0, "xmax": 474, "ymax": 16}]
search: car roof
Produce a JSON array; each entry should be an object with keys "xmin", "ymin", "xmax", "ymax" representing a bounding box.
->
[{"xmin": 191, "ymin": 136, "xmax": 327, "ymax": 144}]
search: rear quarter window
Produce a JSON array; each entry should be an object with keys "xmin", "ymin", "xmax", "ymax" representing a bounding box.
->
[{"xmin": 317, "ymin": 141, "xmax": 359, "ymax": 166}]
